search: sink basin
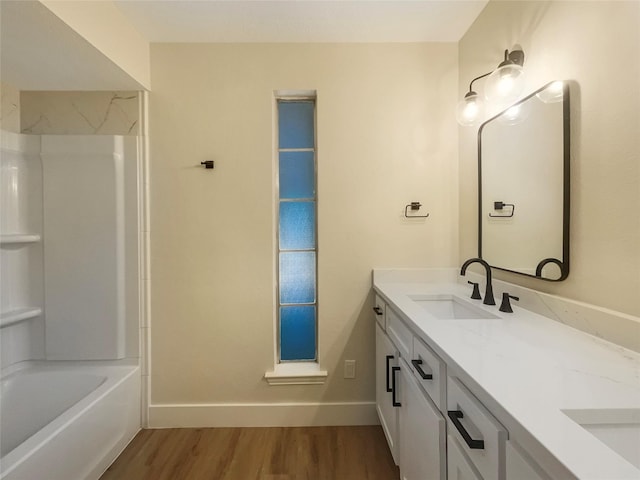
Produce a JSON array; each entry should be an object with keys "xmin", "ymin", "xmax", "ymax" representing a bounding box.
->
[
  {"xmin": 408, "ymin": 294, "xmax": 499, "ymax": 320},
  {"xmin": 562, "ymin": 408, "xmax": 640, "ymax": 469}
]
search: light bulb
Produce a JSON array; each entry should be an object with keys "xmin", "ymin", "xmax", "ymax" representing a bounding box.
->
[
  {"xmin": 485, "ymin": 63, "xmax": 525, "ymax": 104},
  {"xmin": 456, "ymin": 92, "xmax": 483, "ymax": 126}
]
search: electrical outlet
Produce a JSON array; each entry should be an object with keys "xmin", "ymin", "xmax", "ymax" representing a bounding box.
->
[{"xmin": 344, "ymin": 360, "xmax": 356, "ymax": 379}]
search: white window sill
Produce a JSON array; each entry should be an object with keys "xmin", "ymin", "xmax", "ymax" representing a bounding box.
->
[{"xmin": 264, "ymin": 362, "xmax": 328, "ymax": 386}]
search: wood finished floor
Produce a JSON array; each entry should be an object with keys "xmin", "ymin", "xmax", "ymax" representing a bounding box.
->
[{"xmin": 100, "ymin": 426, "xmax": 399, "ymax": 480}]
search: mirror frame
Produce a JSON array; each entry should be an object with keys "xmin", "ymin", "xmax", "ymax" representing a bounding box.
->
[{"xmin": 477, "ymin": 81, "xmax": 571, "ymax": 281}]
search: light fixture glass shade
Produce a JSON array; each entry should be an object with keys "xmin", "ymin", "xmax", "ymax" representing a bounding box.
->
[
  {"xmin": 456, "ymin": 92, "xmax": 483, "ymax": 126},
  {"xmin": 484, "ymin": 63, "xmax": 525, "ymax": 104}
]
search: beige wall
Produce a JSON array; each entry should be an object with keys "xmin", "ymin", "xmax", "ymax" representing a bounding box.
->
[
  {"xmin": 459, "ymin": 1, "xmax": 640, "ymax": 316},
  {"xmin": 1, "ymin": 82, "xmax": 20, "ymax": 133},
  {"xmin": 21, "ymin": 91, "xmax": 139, "ymax": 135},
  {"xmin": 149, "ymin": 43, "xmax": 458, "ymax": 406},
  {"xmin": 40, "ymin": 0, "xmax": 150, "ymax": 90}
]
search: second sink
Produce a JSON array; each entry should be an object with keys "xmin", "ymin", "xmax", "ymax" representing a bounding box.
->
[{"xmin": 562, "ymin": 408, "xmax": 640, "ymax": 469}]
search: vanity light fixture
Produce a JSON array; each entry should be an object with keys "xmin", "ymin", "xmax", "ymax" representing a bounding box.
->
[
  {"xmin": 456, "ymin": 45, "xmax": 526, "ymax": 126},
  {"xmin": 484, "ymin": 45, "xmax": 526, "ymax": 104}
]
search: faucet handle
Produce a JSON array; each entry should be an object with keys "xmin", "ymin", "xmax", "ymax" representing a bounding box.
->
[
  {"xmin": 499, "ymin": 293, "xmax": 520, "ymax": 313},
  {"xmin": 467, "ymin": 281, "xmax": 482, "ymax": 300}
]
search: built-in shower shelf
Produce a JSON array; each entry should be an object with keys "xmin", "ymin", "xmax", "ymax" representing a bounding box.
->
[
  {"xmin": 0, "ymin": 307, "xmax": 43, "ymax": 328},
  {"xmin": 0, "ymin": 234, "xmax": 41, "ymax": 245}
]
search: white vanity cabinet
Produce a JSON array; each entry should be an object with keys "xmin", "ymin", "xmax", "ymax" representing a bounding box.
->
[
  {"xmin": 398, "ymin": 357, "xmax": 446, "ymax": 480},
  {"xmin": 371, "ymin": 269, "xmax": 640, "ymax": 480},
  {"xmin": 374, "ymin": 295, "xmax": 554, "ymax": 480},
  {"xmin": 375, "ymin": 298, "xmax": 447, "ymax": 478},
  {"xmin": 376, "ymin": 321, "xmax": 400, "ymax": 463}
]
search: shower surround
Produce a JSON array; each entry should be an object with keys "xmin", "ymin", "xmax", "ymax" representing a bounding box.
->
[{"xmin": 0, "ymin": 129, "xmax": 141, "ymax": 479}]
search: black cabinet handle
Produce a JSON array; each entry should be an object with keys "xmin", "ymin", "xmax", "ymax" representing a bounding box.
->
[
  {"xmin": 373, "ymin": 306, "xmax": 383, "ymax": 315},
  {"xmin": 385, "ymin": 355, "xmax": 394, "ymax": 392},
  {"xmin": 447, "ymin": 410, "xmax": 484, "ymax": 449},
  {"xmin": 391, "ymin": 366, "xmax": 401, "ymax": 407},
  {"xmin": 411, "ymin": 359, "xmax": 433, "ymax": 380}
]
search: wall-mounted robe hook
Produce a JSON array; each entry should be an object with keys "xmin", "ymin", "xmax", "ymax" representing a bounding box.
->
[
  {"xmin": 404, "ymin": 202, "xmax": 430, "ymax": 218},
  {"xmin": 200, "ymin": 160, "xmax": 215, "ymax": 169},
  {"xmin": 488, "ymin": 201, "xmax": 514, "ymax": 217}
]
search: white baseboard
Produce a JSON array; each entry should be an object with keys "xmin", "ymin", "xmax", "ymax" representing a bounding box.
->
[{"xmin": 148, "ymin": 401, "xmax": 378, "ymax": 428}]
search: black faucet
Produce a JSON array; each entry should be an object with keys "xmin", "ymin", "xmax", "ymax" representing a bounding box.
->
[
  {"xmin": 499, "ymin": 293, "xmax": 519, "ymax": 313},
  {"xmin": 460, "ymin": 258, "xmax": 495, "ymax": 305}
]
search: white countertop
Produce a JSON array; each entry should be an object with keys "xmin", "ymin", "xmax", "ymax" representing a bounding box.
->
[{"xmin": 373, "ymin": 271, "xmax": 640, "ymax": 480}]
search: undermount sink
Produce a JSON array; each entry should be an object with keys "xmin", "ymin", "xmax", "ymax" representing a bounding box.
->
[
  {"xmin": 562, "ymin": 408, "xmax": 640, "ymax": 469},
  {"xmin": 408, "ymin": 294, "xmax": 499, "ymax": 320}
]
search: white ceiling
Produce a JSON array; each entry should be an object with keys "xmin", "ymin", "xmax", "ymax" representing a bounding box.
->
[{"xmin": 113, "ymin": 0, "xmax": 488, "ymax": 43}]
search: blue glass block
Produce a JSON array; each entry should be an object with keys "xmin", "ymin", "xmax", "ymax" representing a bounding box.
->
[
  {"xmin": 280, "ymin": 305, "xmax": 316, "ymax": 361},
  {"xmin": 279, "ymin": 202, "xmax": 316, "ymax": 250},
  {"xmin": 279, "ymin": 252, "xmax": 316, "ymax": 304},
  {"xmin": 279, "ymin": 102, "xmax": 315, "ymax": 149},
  {"xmin": 279, "ymin": 151, "xmax": 315, "ymax": 199}
]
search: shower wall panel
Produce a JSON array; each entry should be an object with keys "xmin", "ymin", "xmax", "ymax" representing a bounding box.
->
[{"xmin": 42, "ymin": 135, "xmax": 135, "ymax": 360}]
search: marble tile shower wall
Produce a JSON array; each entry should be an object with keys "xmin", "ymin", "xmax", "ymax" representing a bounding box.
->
[
  {"xmin": 1, "ymin": 82, "xmax": 21, "ymax": 133},
  {"xmin": 21, "ymin": 91, "xmax": 139, "ymax": 135}
]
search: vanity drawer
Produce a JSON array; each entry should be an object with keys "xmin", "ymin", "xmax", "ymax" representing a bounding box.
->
[
  {"xmin": 447, "ymin": 376, "xmax": 508, "ymax": 480},
  {"xmin": 373, "ymin": 294, "xmax": 386, "ymax": 330},
  {"xmin": 386, "ymin": 308, "xmax": 412, "ymax": 360},
  {"xmin": 411, "ymin": 336, "xmax": 446, "ymax": 411}
]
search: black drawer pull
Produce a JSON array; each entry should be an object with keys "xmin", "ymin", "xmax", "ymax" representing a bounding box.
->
[
  {"xmin": 385, "ymin": 355, "xmax": 394, "ymax": 392},
  {"xmin": 411, "ymin": 359, "xmax": 433, "ymax": 380},
  {"xmin": 373, "ymin": 306, "xmax": 383, "ymax": 315},
  {"xmin": 447, "ymin": 410, "xmax": 484, "ymax": 449},
  {"xmin": 391, "ymin": 366, "xmax": 401, "ymax": 407}
]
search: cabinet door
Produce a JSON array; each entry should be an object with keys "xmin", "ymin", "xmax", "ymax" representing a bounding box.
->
[
  {"xmin": 376, "ymin": 323, "xmax": 399, "ymax": 464},
  {"xmin": 399, "ymin": 359, "xmax": 446, "ymax": 480},
  {"xmin": 448, "ymin": 435, "xmax": 484, "ymax": 480},
  {"xmin": 505, "ymin": 441, "xmax": 551, "ymax": 480}
]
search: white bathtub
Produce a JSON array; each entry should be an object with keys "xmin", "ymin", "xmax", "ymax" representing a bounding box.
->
[{"xmin": 0, "ymin": 361, "xmax": 140, "ymax": 480}]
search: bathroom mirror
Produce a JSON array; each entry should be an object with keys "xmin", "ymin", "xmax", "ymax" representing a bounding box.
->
[{"xmin": 478, "ymin": 81, "xmax": 570, "ymax": 281}]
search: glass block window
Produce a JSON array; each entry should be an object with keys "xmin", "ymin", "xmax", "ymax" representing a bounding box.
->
[{"xmin": 277, "ymin": 98, "xmax": 317, "ymax": 362}]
